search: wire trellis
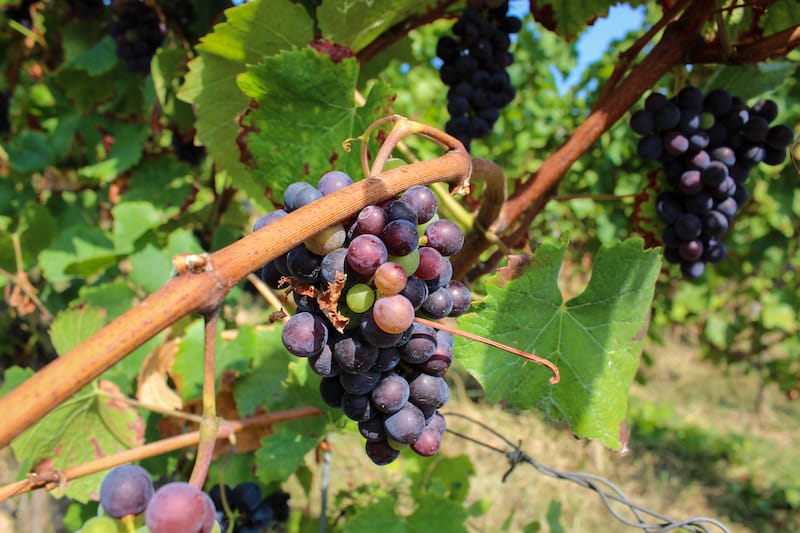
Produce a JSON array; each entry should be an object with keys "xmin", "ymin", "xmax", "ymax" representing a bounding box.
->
[{"xmin": 442, "ymin": 412, "xmax": 732, "ymax": 533}]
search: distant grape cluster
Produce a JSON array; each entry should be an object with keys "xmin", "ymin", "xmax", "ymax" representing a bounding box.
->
[
  {"xmin": 76, "ymin": 464, "xmax": 290, "ymax": 533},
  {"xmin": 436, "ymin": 0, "xmax": 521, "ymax": 151},
  {"xmin": 109, "ymin": 0, "xmax": 165, "ymax": 74},
  {"xmin": 208, "ymin": 482, "xmax": 290, "ymax": 533},
  {"xmin": 255, "ymin": 172, "xmax": 470, "ymax": 465},
  {"xmin": 630, "ymin": 86, "xmax": 795, "ymax": 278}
]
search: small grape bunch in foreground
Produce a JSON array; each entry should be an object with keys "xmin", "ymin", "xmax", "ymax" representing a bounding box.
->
[
  {"xmin": 77, "ymin": 464, "xmax": 219, "ymax": 533},
  {"xmin": 255, "ymin": 172, "xmax": 471, "ymax": 465},
  {"xmin": 436, "ymin": 0, "xmax": 522, "ymax": 150},
  {"xmin": 630, "ymin": 86, "xmax": 795, "ymax": 278},
  {"xmin": 207, "ymin": 482, "xmax": 290, "ymax": 533}
]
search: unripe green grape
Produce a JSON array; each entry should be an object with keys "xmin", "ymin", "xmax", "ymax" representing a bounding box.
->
[
  {"xmin": 388, "ymin": 249, "xmax": 420, "ymax": 276},
  {"xmin": 304, "ymin": 223, "xmax": 346, "ymax": 256},
  {"xmin": 346, "ymin": 283, "xmax": 375, "ymax": 313},
  {"xmin": 382, "ymin": 157, "xmax": 407, "ymax": 171},
  {"xmin": 79, "ymin": 516, "xmax": 121, "ymax": 533}
]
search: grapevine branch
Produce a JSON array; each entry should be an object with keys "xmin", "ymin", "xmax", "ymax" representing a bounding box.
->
[
  {"xmin": 0, "ymin": 148, "xmax": 471, "ymax": 449},
  {"xmin": 0, "ymin": 406, "xmax": 321, "ymax": 502}
]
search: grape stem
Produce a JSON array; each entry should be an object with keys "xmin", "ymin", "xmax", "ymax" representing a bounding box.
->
[
  {"xmin": 189, "ymin": 308, "xmax": 222, "ymax": 489},
  {"xmin": 0, "ymin": 406, "xmax": 321, "ymax": 502},
  {"xmin": 413, "ymin": 317, "xmax": 561, "ymax": 384}
]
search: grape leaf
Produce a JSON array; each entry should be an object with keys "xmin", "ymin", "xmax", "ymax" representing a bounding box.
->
[
  {"xmin": 317, "ymin": 0, "xmax": 430, "ymax": 52},
  {"xmin": 49, "ymin": 306, "xmax": 107, "ymax": 356},
  {"xmin": 10, "ymin": 380, "xmax": 145, "ymax": 502},
  {"xmin": 61, "ymin": 35, "xmax": 117, "ymax": 76},
  {"xmin": 532, "ymin": 0, "xmax": 648, "ymax": 40},
  {"xmin": 177, "ymin": 0, "xmax": 313, "ymax": 209},
  {"xmin": 456, "ymin": 238, "xmax": 661, "ymax": 449},
  {"xmin": 705, "ymin": 62, "xmax": 798, "ymax": 101},
  {"xmin": 760, "ymin": 0, "xmax": 800, "ymax": 35},
  {"xmin": 237, "ymin": 48, "xmax": 395, "ymax": 199},
  {"xmin": 254, "ymin": 429, "xmax": 319, "ymax": 485}
]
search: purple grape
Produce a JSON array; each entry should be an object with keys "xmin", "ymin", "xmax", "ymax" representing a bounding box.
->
[
  {"xmin": 355, "ymin": 205, "xmax": 386, "ymax": 235},
  {"xmin": 400, "ymin": 275, "xmax": 429, "ymax": 310},
  {"xmin": 655, "ymin": 192, "xmax": 684, "ymax": 223},
  {"xmin": 742, "ymin": 116, "xmax": 769, "ymax": 143},
  {"xmin": 767, "ymin": 124, "xmax": 794, "ymax": 149},
  {"xmin": 401, "ymin": 186, "xmax": 438, "ymax": 224},
  {"xmin": 677, "ymin": 86, "xmax": 704, "ymax": 110},
  {"xmin": 317, "ymin": 170, "xmax": 353, "ymax": 195},
  {"xmin": 358, "ymin": 416, "xmax": 387, "ymax": 441},
  {"xmin": 663, "ymin": 130, "xmax": 689, "ymax": 156},
  {"xmin": 408, "ymin": 372, "xmax": 449, "ymax": 410},
  {"xmin": 384, "ymin": 200, "xmax": 418, "ymax": 225},
  {"xmin": 145, "ymin": 482, "xmax": 216, "ymax": 533},
  {"xmin": 371, "ymin": 373, "xmax": 410, "ymax": 413},
  {"xmin": 284, "ymin": 182, "xmax": 322, "ymax": 212},
  {"xmin": 710, "ymin": 146, "xmax": 736, "ymax": 166},
  {"xmin": 629, "ymin": 109, "xmax": 654, "ymax": 135},
  {"xmin": 341, "ymin": 392, "xmax": 375, "ymax": 422},
  {"xmin": 281, "ymin": 312, "xmax": 328, "ymax": 358},
  {"xmin": 286, "ymin": 246, "xmax": 322, "ymax": 283},
  {"xmin": 373, "ymin": 347, "xmax": 401, "ymax": 372},
  {"xmin": 678, "ymin": 170, "xmax": 703, "ymax": 195},
  {"xmin": 365, "ymin": 439, "xmax": 400, "ymax": 466},
  {"xmin": 637, "ymin": 135, "xmax": 662, "ymax": 160},
  {"xmin": 415, "ymin": 247, "xmax": 445, "ymax": 281},
  {"xmin": 421, "ymin": 287, "xmax": 454, "ymax": 319},
  {"xmin": 382, "ymin": 219, "xmax": 419, "ymax": 256},
  {"xmin": 339, "ymin": 368, "xmax": 381, "ymax": 395},
  {"xmin": 410, "ymin": 426, "xmax": 443, "ymax": 457},
  {"xmin": 99, "ymin": 464, "xmax": 154, "ymax": 518},
  {"xmin": 704, "ymin": 239, "xmax": 727, "ymax": 263},
  {"xmin": 701, "ymin": 162, "xmax": 728, "ymax": 187},
  {"xmin": 425, "ymin": 220, "xmax": 464, "ymax": 256},
  {"xmin": 383, "ymin": 402, "xmax": 426, "ymax": 444},
  {"xmin": 703, "ymin": 88, "xmax": 732, "ymax": 116},
  {"xmin": 347, "ymin": 234, "xmax": 388, "ymax": 276},
  {"xmin": 446, "ymin": 281, "xmax": 471, "ymax": 316},
  {"xmin": 655, "ymin": 102, "xmax": 680, "ymax": 130},
  {"xmin": 319, "ymin": 376, "xmax": 345, "ymax": 408},
  {"xmin": 751, "ymin": 98, "xmax": 778, "ymax": 122},
  {"xmin": 680, "ymin": 261, "xmax": 705, "ymax": 279},
  {"xmin": 401, "ymin": 323, "xmax": 437, "ymax": 364},
  {"xmin": 308, "ymin": 345, "xmax": 339, "ymax": 378},
  {"xmin": 678, "ymin": 240, "xmax": 704, "ymax": 262},
  {"xmin": 674, "ymin": 214, "xmax": 701, "ymax": 240},
  {"xmin": 252, "ymin": 209, "xmax": 287, "ymax": 232},
  {"xmin": 333, "ymin": 333, "xmax": 379, "ymax": 374}
]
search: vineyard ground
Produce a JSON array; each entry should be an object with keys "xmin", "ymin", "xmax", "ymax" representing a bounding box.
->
[{"xmin": 1, "ymin": 331, "xmax": 798, "ymax": 533}]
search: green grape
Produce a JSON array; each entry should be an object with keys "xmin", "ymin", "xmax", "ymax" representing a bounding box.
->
[
  {"xmin": 80, "ymin": 515, "xmax": 122, "ymax": 533},
  {"xmin": 346, "ymin": 283, "xmax": 375, "ymax": 313},
  {"xmin": 382, "ymin": 157, "xmax": 407, "ymax": 171},
  {"xmin": 388, "ymin": 249, "xmax": 420, "ymax": 276}
]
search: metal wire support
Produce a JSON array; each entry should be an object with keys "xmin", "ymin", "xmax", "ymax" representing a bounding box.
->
[{"xmin": 442, "ymin": 412, "xmax": 732, "ymax": 533}]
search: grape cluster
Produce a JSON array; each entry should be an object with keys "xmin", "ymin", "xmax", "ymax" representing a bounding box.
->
[
  {"xmin": 109, "ymin": 0, "xmax": 165, "ymax": 74},
  {"xmin": 255, "ymin": 172, "xmax": 470, "ymax": 465},
  {"xmin": 436, "ymin": 0, "xmax": 521, "ymax": 151},
  {"xmin": 77, "ymin": 464, "xmax": 219, "ymax": 533},
  {"xmin": 630, "ymin": 87, "xmax": 795, "ymax": 278},
  {"xmin": 207, "ymin": 482, "xmax": 290, "ymax": 533}
]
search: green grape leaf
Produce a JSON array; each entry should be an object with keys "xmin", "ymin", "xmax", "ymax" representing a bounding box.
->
[
  {"xmin": 172, "ymin": 321, "xmax": 258, "ymax": 402},
  {"xmin": 177, "ymin": 0, "xmax": 313, "ymax": 209},
  {"xmin": 0, "ymin": 367, "xmax": 35, "ymax": 397},
  {"xmin": 705, "ymin": 61, "xmax": 798, "ymax": 101},
  {"xmin": 38, "ymin": 225, "xmax": 119, "ymax": 283},
  {"xmin": 457, "ymin": 239, "xmax": 661, "ymax": 449},
  {"xmin": 78, "ymin": 122, "xmax": 149, "ymax": 182},
  {"xmin": 10, "ymin": 381, "xmax": 145, "ymax": 503},
  {"xmin": 5, "ymin": 130, "xmax": 55, "ymax": 172},
  {"xmin": 0, "ymin": 201, "xmax": 57, "ymax": 271},
  {"xmin": 534, "ymin": 1, "xmax": 647, "ymax": 40},
  {"xmin": 760, "ymin": 0, "xmax": 800, "ymax": 35},
  {"xmin": 75, "ymin": 281, "xmax": 137, "ymax": 322},
  {"xmin": 343, "ymin": 497, "xmax": 405, "ymax": 533},
  {"xmin": 318, "ymin": 0, "xmax": 428, "ymax": 52},
  {"xmin": 254, "ymin": 429, "xmax": 319, "ymax": 485},
  {"xmin": 61, "ymin": 35, "xmax": 117, "ymax": 76},
  {"xmin": 232, "ymin": 327, "xmax": 292, "ymax": 417},
  {"xmin": 406, "ymin": 495, "xmax": 469, "ymax": 533},
  {"xmin": 112, "ymin": 201, "xmax": 165, "ymax": 252},
  {"xmin": 238, "ymin": 48, "xmax": 394, "ymax": 199},
  {"xmin": 49, "ymin": 306, "xmax": 107, "ymax": 355}
]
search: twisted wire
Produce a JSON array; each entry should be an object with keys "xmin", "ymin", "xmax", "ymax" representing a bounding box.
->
[{"xmin": 442, "ymin": 412, "xmax": 732, "ymax": 533}]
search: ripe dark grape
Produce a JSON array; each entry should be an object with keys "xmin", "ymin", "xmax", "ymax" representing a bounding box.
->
[
  {"xmin": 145, "ymin": 482, "xmax": 216, "ymax": 533},
  {"xmin": 383, "ymin": 402, "xmax": 426, "ymax": 444},
  {"xmin": 382, "ymin": 219, "xmax": 419, "ymax": 256},
  {"xmin": 421, "ymin": 287, "xmax": 455, "ymax": 319},
  {"xmin": 99, "ymin": 464, "xmax": 154, "ymax": 518},
  {"xmin": 207, "ymin": 483, "xmax": 289, "ymax": 532},
  {"xmin": 333, "ymin": 334, "xmax": 379, "ymax": 374},
  {"xmin": 631, "ymin": 86, "xmax": 795, "ymax": 278},
  {"xmin": 340, "ymin": 368, "xmax": 382, "ymax": 395},
  {"xmin": 408, "ymin": 372, "xmax": 450, "ymax": 410},
  {"xmin": 371, "ymin": 373, "xmax": 410, "ymax": 413},
  {"xmin": 281, "ymin": 312, "xmax": 328, "ymax": 358},
  {"xmin": 401, "ymin": 323, "xmax": 438, "ymax": 364},
  {"xmin": 317, "ymin": 170, "xmax": 353, "ymax": 195},
  {"xmin": 355, "ymin": 205, "xmax": 387, "ymax": 235},
  {"xmin": 365, "ymin": 439, "xmax": 400, "ymax": 466},
  {"xmin": 401, "ymin": 185, "xmax": 438, "ymax": 224},
  {"xmin": 284, "ymin": 182, "xmax": 323, "ymax": 212},
  {"xmin": 347, "ymin": 234, "xmax": 388, "ymax": 276}
]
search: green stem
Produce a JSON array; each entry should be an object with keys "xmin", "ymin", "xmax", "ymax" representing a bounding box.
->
[{"xmin": 189, "ymin": 308, "xmax": 221, "ymax": 489}]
